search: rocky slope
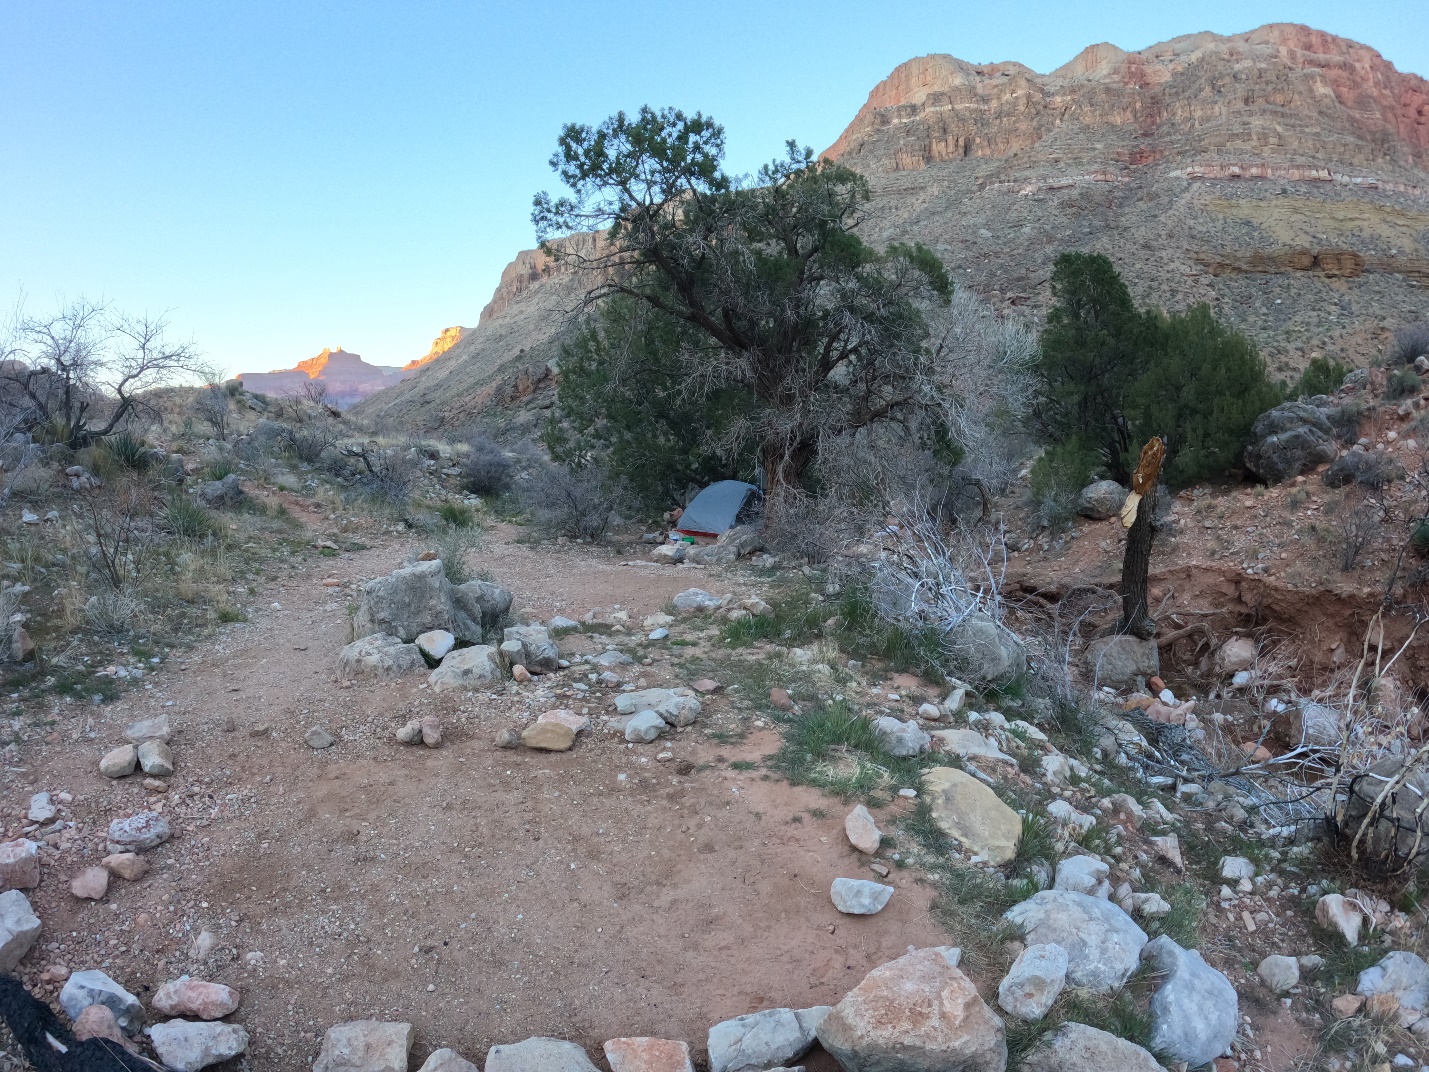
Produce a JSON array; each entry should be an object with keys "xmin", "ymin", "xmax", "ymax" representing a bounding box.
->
[{"xmin": 359, "ymin": 23, "xmax": 1429, "ymax": 433}]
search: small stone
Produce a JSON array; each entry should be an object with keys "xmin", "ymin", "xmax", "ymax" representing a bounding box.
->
[
  {"xmin": 416, "ymin": 629, "xmax": 456, "ymax": 662},
  {"xmin": 107, "ymin": 811, "xmax": 171, "ymax": 853},
  {"xmin": 124, "ymin": 713, "xmax": 171, "ymax": 742},
  {"xmin": 305, "ymin": 725, "xmax": 336, "ymax": 749},
  {"xmin": 1120, "ymin": 892, "xmax": 1172, "ymax": 919},
  {"xmin": 0, "ymin": 838, "xmax": 41, "ymax": 891},
  {"xmin": 512, "ymin": 664, "xmax": 533, "ymax": 684},
  {"xmin": 73, "ymin": 1004, "xmax": 137, "ymax": 1052},
  {"xmin": 690, "ymin": 679, "xmax": 722, "ymax": 694},
  {"xmin": 830, "ymin": 877, "xmax": 894, "ymax": 914},
  {"xmin": 1316, "ymin": 893, "xmax": 1364, "ymax": 946},
  {"xmin": 844, "ymin": 804, "xmax": 882, "ymax": 854},
  {"xmin": 102, "ymin": 853, "xmax": 149, "ymax": 881},
  {"xmin": 538, "ymin": 709, "xmax": 590, "ymax": 735},
  {"xmin": 1332, "ymin": 993, "xmax": 1366, "ymax": 1018},
  {"xmin": 416, "ymin": 1049, "xmax": 480, "ymax": 1072},
  {"xmin": 770, "ymin": 688, "xmax": 794, "ymax": 711},
  {"xmin": 1149, "ymin": 835, "xmax": 1184, "ymax": 871},
  {"xmin": 100, "ymin": 744, "xmax": 138, "ymax": 778},
  {"xmin": 420, "ymin": 715, "xmax": 443, "ymax": 747},
  {"xmin": 1220, "ymin": 856, "xmax": 1255, "ymax": 881},
  {"xmin": 153, "ymin": 977, "xmax": 241, "ymax": 1019},
  {"xmin": 486, "ymin": 1037, "xmax": 601, "ymax": 1071},
  {"xmin": 313, "ymin": 1020, "xmax": 414, "ymax": 1072},
  {"xmin": 396, "ymin": 720, "xmax": 423, "ymax": 744},
  {"xmin": 60, "ymin": 969, "xmax": 144, "ymax": 1032},
  {"xmin": 494, "ymin": 727, "xmax": 521, "ymax": 749},
  {"xmin": 917, "ymin": 702, "xmax": 941, "ymax": 720},
  {"xmin": 999, "ymin": 942, "xmax": 1069, "ymax": 1020},
  {"xmin": 137, "ymin": 739, "xmax": 175, "ymax": 776},
  {"xmin": 1257, "ymin": 954, "xmax": 1299, "ymax": 993},
  {"xmin": 149, "ymin": 1019, "xmax": 250, "ymax": 1071},
  {"xmin": 26, "ymin": 792, "xmax": 56, "ymax": 823},
  {"xmin": 709, "ymin": 1006, "xmax": 829, "ymax": 1072},
  {"xmin": 522, "ymin": 721, "xmax": 575, "ymax": 751},
  {"xmin": 1054, "ymin": 856, "xmax": 1111, "ymax": 899},
  {"xmin": 0, "ymin": 889, "xmax": 41, "ymax": 971},
  {"xmin": 143, "ymin": 777, "xmax": 169, "ymax": 792},
  {"xmin": 624, "ymin": 710, "xmax": 667, "ymax": 744},
  {"xmin": 70, "ymin": 866, "xmax": 109, "ymax": 900}
]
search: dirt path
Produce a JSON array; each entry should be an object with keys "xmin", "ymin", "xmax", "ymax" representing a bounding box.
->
[{"xmin": 3, "ymin": 530, "xmax": 945, "ymax": 1070}]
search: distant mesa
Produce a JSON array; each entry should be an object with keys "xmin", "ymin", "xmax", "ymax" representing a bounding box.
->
[{"xmin": 237, "ymin": 327, "xmax": 469, "ymax": 409}]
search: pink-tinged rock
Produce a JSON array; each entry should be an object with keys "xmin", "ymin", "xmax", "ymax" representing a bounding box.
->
[
  {"xmin": 73, "ymin": 1004, "xmax": 139, "ymax": 1052},
  {"xmin": 0, "ymin": 839, "xmax": 41, "ymax": 891},
  {"xmin": 603, "ymin": 1037, "xmax": 696, "ymax": 1072},
  {"xmin": 770, "ymin": 688, "xmax": 794, "ymax": 711},
  {"xmin": 817, "ymin": 946, "xmax": 1006, "ymax": 1072},
  {"xmin": 690, "ymin": 679, "xmax": 722, "ymax": 694},
  {"xmin": 1316, "ymin": 893, "xmax": 1365, "ymax": 946},
  {"xmin": 419, "ymin": 715, "xmax": 443, "ymax": 748},
  {"xmin": 538, "ymin": 709, "xmax": 590, "ymax": 734},
  {"xmin": 107, "ymin": 811, "xmax": 171, "ymax": 853},
  {"xmin": 1149, "ymin": 835, "xmax": 1184, "ymax": 872},
  {"xmin": 512, "ymin": 664, "xmax": 533, "ymax": 684},
  {"xmin": 153, "ymin": 977, "xmax": 241, "ymax": 1020},
  {"xmin": 102, "ymin": 853, "xmax": 150, "ymax": 882},
  {"xmin": 844, "ymin": 804, "xmax": 883, "ymax": 854},
  {"xmin": 70, "ymin": 867, "xmax": 109, "ymax": 900}
]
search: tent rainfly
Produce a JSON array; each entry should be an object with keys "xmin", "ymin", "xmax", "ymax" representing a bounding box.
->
[{"xmin": 673, "ymin": 480, "xmax": 761, "ymax": 538}]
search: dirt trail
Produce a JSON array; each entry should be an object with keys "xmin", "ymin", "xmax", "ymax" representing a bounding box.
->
[{"xmin": 4, "ymin": 530, "xmax": 944, "ymax": 1070}]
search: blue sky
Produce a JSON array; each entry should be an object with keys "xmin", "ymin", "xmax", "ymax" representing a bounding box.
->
[{"xmin": 2, "ymin": 2, "xmax": 1425, "ymax": 376}]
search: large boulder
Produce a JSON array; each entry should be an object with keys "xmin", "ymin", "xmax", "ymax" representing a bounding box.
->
[
  {"xmin": 1084, "ymin": 635, "xmax": 1158, "ymax": 688},
  {"xmin": 1077, "ymin": 481, "xmax": 1127, "ymax": 520},
  {"xmin": 502, "ymin": 625, "xmax": 560, "ymax": 673},
  {"xmin": 1243, "ymin": 401, "xmax": 1338, "ymax": 483},
  {"xmin": 195, "ymin": 473, "xmax": 245, "ymax": 508},
  {"xmin": 1142, "ymin": 935, "xmax": 1239, "ymax": 1067},
  {"xmin": 450, "ymin": 579, "xmax": 513, "ymax": 636},
  {"xmin": 672, "ymin": 588, "xmax": 724, "ymax": 616},
  {"xmin": 1003, "ymin": 892, "xmax": 1147, "ymax": 993},
  {"xmin": 922, "ymin": 767, "xmax": 1021, "ymax": 865},
  {"xmin": 947, "ymin": 613, "xmax": 1025, "ymax": 685},
  {"xmin": 1018, "ymin": 1022, "xmax": 1160, "ymax": 1072},
  {"xmin": 873, "ymin": 716, "xmax": 931, "ymax": 757},
  {"xmin": 708, "ymin": 1006, "xmax": 830, "ymax": 1072},
  {"xmin": 816, "ymin": 946, "xmax": 1006, "ymax": 1072},
  {"xmin": 428, "ymin": 646, "xmax": 502, "ymax": 692},
  {"xmin": 1323, "ymin": 450, "xmax": 1404, "ymax": 489},
  {"xmin": 0, "ymin": 889, "xmax": 40, "ymax": 971},
  {"xmin": 684, "ymin": 526, "xmax": 765, "ymax": 566},
  {"xmin": 313, "ymin": 1020, "xmax": 414, "ymax": 1072},
  {"xmin": 997, "ymin": 943, "xmax": 1067, "ymax": 1020},
  {"xmin": 603, "ymin": 1038, "xmax": 694, "ymax": 1072},
  {"xmin": 352, "ymin": 560, "xmax": 483, "ymax": 644},
  {"xmin": 486, "ymin": 1037, "xmax": 601, "ymax": 1072},
  {"xmin": 336, "ymin": 634, "xmax": 426, "ymax": 679}
]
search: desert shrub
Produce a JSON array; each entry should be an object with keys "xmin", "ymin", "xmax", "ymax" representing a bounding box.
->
[
  {"xmin": 205, "ymin": 457, "xmax": 236, "ymax": 481},
  {"xmin": 438, "ymin": 503, "xmax": 475, "ymax": 528},
  {"xmin": 164, "ymin": 495, "xmax": 217, "ymax": 539},
  {"xmin": 1335, "ymin": 491, "xmax": 1384, "ymax": 571},
  {"xmin": 1292, "ymin": 355, "xmax": 1353, "ymax": 399},
  {"xmin": 461, "ymin": 435, "xmax": 514, "ymax": 496},
  {"xmin": 104, "ymin": 433, "xmax": 151, "ymax": 471},
  {"xmin": 762, "ymin": 488, "xmax": 858, "ymax": 564},
  {"xmin": 1027, "ymin": 441, "xmax": 1098, "ymax": 530},
  {"xmin": 517, "ymin": 459, "xmax": 628, "ymax": 540},
  {"xmin": 1330, "ymin": 399, "xmax": 1368, "ymax": 444},
  {"xmin": 279, "ymin": 416, "xmax": 341, "ymax": 464},
  {"xmin": 341, "ymin": 443, "xmax": 421, "ymax": 505},
  {"xmin": 1412, "ymin": 521, "xmax": 1429, "ymax": 557},
  {"xmin": 429, "ymin": 525, "xmax": 482, "ymax": 584},
  {"xmin": 1390, "ymin": 322, "xmax": 1429, "ymax": 365},
  {"xmin": 1386, "ymin": 367, "xmax": 1422, "ymax": 400}
]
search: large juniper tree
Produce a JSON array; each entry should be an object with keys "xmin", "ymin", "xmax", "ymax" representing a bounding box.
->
[{"xmin": 533, "ymin": 106, "xmax": 953, "ymax": 497}]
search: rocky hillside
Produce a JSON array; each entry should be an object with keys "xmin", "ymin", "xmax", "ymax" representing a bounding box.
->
[{"xmin": 358, "ymin": 23, "xmax": 1429, "ymax": 433}]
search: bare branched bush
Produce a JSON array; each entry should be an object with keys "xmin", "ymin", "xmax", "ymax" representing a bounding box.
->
[
  {"xmin": 462, "ymin": 434, "xmax": 514, "ymax": 497},
  {"xmin": 1336, "ymin": 490, "xmax": 1384, "ymax": 571},
  {"xmin": 763, "ymin": 487, "xmax": 863, "ymax": 564},
  {"xmin": 1390, "ymin": 322, "xmax": 1429, "ymax": 365},
  {"xmin": 73, "ymin": 481, "xmax": 159, "ymax": 590},
  {"xmin": 340, "ymin": 442, "xmax": 421, "ymax": 505},
  {"xmin": 193, "ymin": 383, "xmax": 231, "ymax": 441},
  {"xmin": 517, "ymin": 459, "xmax": 628, "ymax": 540}
]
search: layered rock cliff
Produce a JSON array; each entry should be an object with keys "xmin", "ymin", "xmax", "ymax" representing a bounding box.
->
[{"xmin": 357, "ymin": 24, "xmax": 1429, "ymax": 433}]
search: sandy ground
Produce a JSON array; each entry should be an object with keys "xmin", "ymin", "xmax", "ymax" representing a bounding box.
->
[{"xmin": 2, "ymin": 530, "xmax": 945, "ymax": 1070}]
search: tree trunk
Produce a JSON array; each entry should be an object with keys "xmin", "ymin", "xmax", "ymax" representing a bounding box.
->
[
  {"xmin": 759, "ymin": 439, "xmax": 817, "ymax": 505},
  {"xmin": 1118, "ymin": 436, "xmax": 1166, "ymax": 638},
  {"xmin": 1119, "ymin": 501, "xmax": 1155, "ymax": 638}
]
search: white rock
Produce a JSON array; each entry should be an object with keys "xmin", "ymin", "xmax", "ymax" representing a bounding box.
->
[
  {"xmin": 148, "ymin": 1020, "xmax": 250, "ymax": 1071},
  {"xmin": 60, "ymin": 969, "xmax": 144, "ymax": 1032},
  {"xmin": 998, "ymin": 942, "xmax": 1068, "ymax": 1020},
  {"xmin": 873, "ymin": 716, "xmax": 931, "ymax": 756},
  {"xmin": 707, "ymin": 1007, "xmax": 829, "ymax": 1072},
  {"xmin": 1220, "ymin": 856, "xmax": 1255, "ymax": 881},
  {"xmin": 1004, "ymin": 891, "xmax": 1148, "ymax": 994},
  {"xmin": 672, "ymin": 589, "xmax": 723, "ymax": 615},
  {"xmin": 1046, "ymin": 799, "xmax": 1096, "ymax": 833},
  {"xmin": 624, "ymin": 710, "xmax": 667, "ymax": 744},
  {"xmin": 124, "ymin": 713, "xmax": 171, "ymax": 742},
  {"xmin": 416, "ymin": 629, "xmax": 456, "ymax": 661},
  {"xmin": 1257, "ymin": 954, "xmax": 1299, "ymax": 993},
  {"xmin": 830, "ymin": 877, "xmax": 894, "ymax": 915},
  {"xmin": 1142, "ymin": 936, "xmax": 1239, "ymax": 1067},
  {"xmin": 844, "ymin": 804, "xmax": 882, "ymax": 854},
  {"xmin": 313, "ymin": 1020, "xmax": 414, "ymax": 1072},
  {"xmin": 1054, "ymin": 856, "xmax": 1111, "ymax": 899},
  {"xmin": 428, "ymin": 645, "xmax": 502, "ymax": 691},
  {"xmin": 1358, "ymin": 951, "xmax": 1429, "ymax": 1019},
  {"xmin": 26, "ymin": 792, "xmax": 56, "ymax": 823},
  {"xmin": 1120, "ymin": 892, "xmax": 1172, "ymax": 919},
  {"xmin": 0, "ymin": 889, "xmax": 41, "ymax": 971},
  {"xmin": 1316, "ymin": 893, "xmax": 1364, "ymax": 946},
  {"xmin": 485, "ymin": 1037, "xmax": 600, "ymax": 1071}
]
